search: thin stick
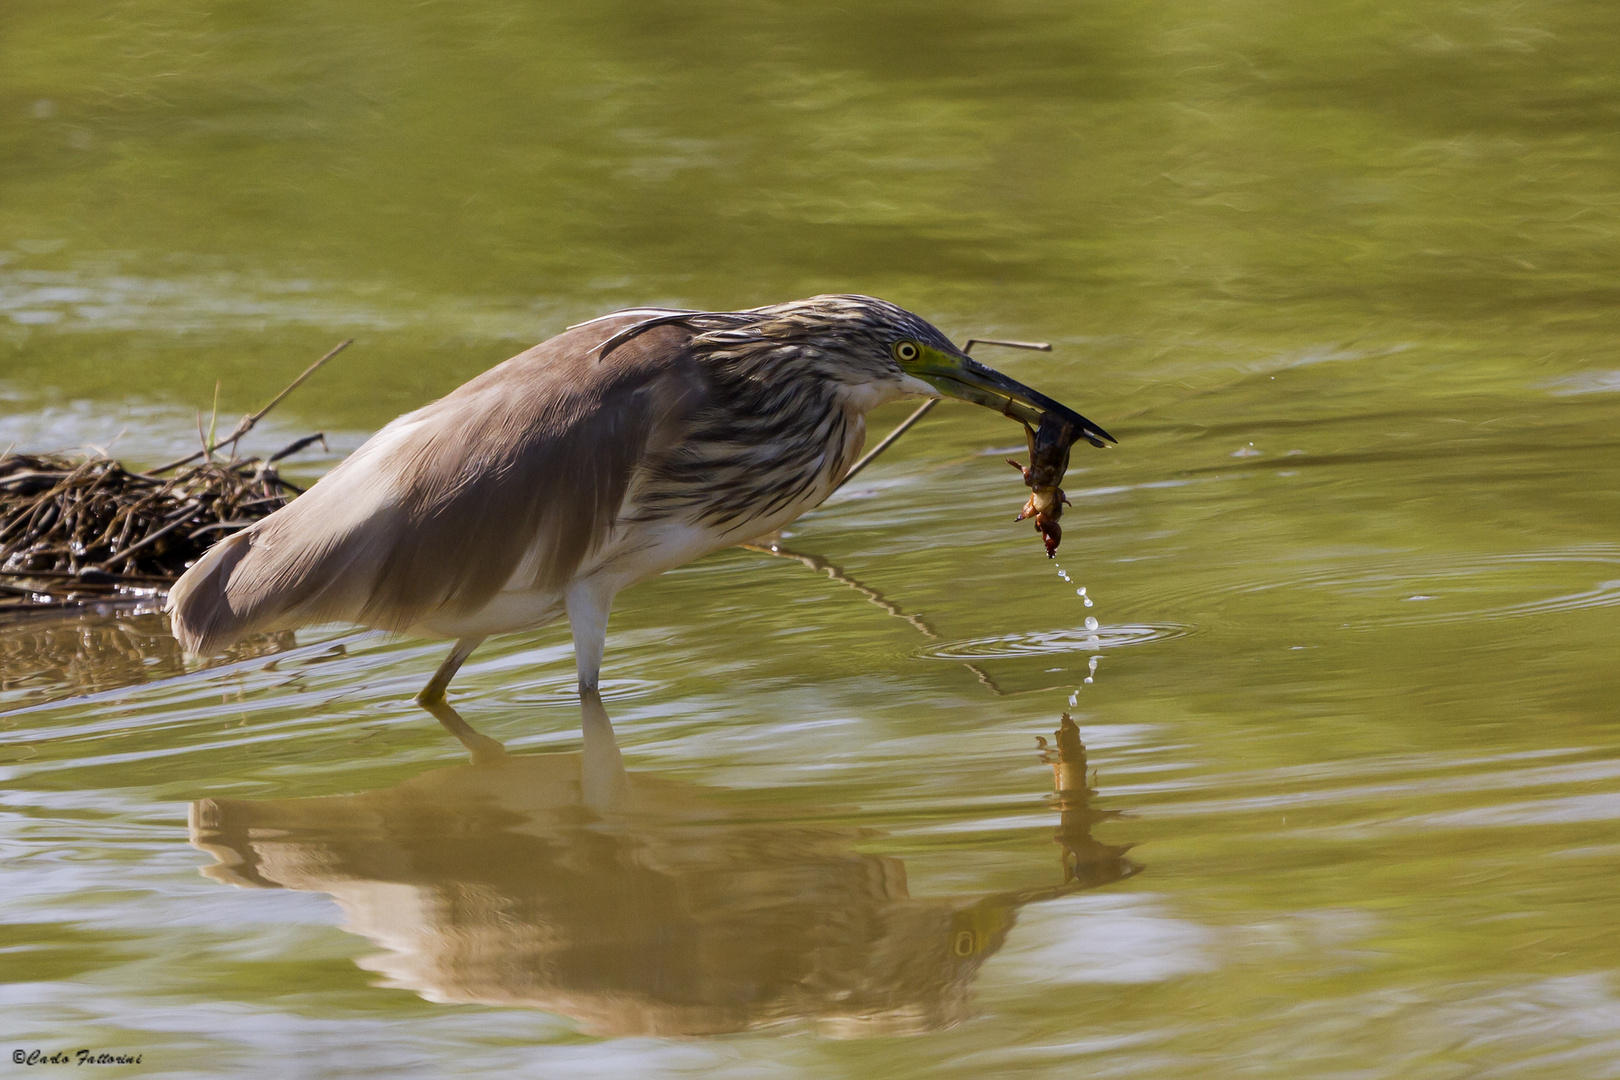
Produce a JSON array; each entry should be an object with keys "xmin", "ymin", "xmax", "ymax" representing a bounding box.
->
[
  {"xmin": 218, "ymin": 340, "xmax": 351, "ymax": 455},
  {"xmin": 150, "ymin": 339, "xmax": 353, "ymax": 474},
  {"xmin": 207, "ymin": 380, "xmax": 222, "ymax": 458},
  {"xmin": 0, "ymin": 568, "xmax": 173, "ymax": 584},
  {"xmin": 741, "ymin": 540, "xmax": 942, "ymax": 640},
  {"xmin": 962, "ymin": 338, "xmax": 1052, "ymax": 354},
  {"xmin": 746, "ymin": 539, "xmax": 1011, "ymax": 696},
  {"xmin": 96, "ymin": 507, "xmax": 195, "ymax": 570},
  {"xmin": 835, "ymin": 399, "xmax": 938, "ymax": 490},
  {"xmin": 266, "ymin": 432, "xmax": 326, "ymax": 464},
  {"xmin": 832, "ymin": 337, "xmax": 1052, "ymax": 492}
]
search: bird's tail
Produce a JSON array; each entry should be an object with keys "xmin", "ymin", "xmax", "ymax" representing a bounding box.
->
[
  {"xmin": 166, "ymin": 488, "xmax": 388, "ymax": 654},
  {"xmin": 166, "ymin": 528, "xmax": 263, "ymax": 654}
]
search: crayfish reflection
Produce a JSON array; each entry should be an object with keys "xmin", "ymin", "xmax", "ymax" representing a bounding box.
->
[{"xmin": 189, "ymin": 697, "xmax": 1136, "ymax": 1037}]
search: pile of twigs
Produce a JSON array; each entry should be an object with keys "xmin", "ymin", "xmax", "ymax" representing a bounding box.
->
[
  {"xmin": 0, "ymin": 449, "xmax": 309, "ymax": 612},
  {"xmin": 0, "ymin": 340, "xmax": 350, "ymax": 620}
]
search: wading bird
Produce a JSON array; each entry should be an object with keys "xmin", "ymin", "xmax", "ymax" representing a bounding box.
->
[{"xmin": 168, "ymin": 296, "xmax": 1113, "ymax": 705}]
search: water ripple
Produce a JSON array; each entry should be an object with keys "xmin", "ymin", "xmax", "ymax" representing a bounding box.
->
[
  {"xmin": 509, "ymin": 676, "xmax": 658, "ymax": 705},
  {"xmin": 1124, "ymin": 546, "xmax": 1620, "ymax": 629},
  {"xmin": 916, "ymin": 622, "xmax": 1193, "ymax": 660}
]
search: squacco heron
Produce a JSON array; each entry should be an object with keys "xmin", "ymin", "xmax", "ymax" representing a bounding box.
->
[{"xmin": 167, "ymin": 296, "xmax": 1113, "ymax": 705}]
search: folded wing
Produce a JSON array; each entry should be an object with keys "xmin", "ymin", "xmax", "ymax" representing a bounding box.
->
[{"xmin": 168, "ymin": 319, "xmax": 707, "ymax": 653}]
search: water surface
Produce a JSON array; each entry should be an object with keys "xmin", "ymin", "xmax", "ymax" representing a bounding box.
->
[{"xmin": 3, "ymin": 1, "xmax": 1619, "ymax": 1076}]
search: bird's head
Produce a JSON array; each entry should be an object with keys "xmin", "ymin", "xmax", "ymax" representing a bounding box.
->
[{"xmin": 596, "ymin": 294, "xmax": 1114, "ymax": 446}]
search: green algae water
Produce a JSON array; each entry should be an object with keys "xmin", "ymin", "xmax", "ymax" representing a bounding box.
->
[{"xmin": 3, "ymin": 1, "xmax": 1620, "ymax": 1075}]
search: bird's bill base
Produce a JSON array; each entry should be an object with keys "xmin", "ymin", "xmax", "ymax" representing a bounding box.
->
[{"xmin": 901, "ymin": 344, "xmax": 1116, "ymax": 448}]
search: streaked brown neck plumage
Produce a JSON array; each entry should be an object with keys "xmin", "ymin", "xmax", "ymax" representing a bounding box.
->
[{"xmin": 632, "ymin": 327, "xmax": 877, "ymax": 535}]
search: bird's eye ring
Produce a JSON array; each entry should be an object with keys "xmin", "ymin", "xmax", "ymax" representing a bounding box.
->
[{"xmin": 894, "ymin": 341, "xmax": 920, "ymax": 362}]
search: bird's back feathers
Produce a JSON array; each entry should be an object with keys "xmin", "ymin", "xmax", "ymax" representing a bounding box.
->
[{"xmin": 168, "ymin": 316, "xmax": 708, "ymax": 653}]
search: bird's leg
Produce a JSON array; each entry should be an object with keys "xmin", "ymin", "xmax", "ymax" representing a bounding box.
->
[
  {"xmin": 565, "ymin": 577, "xmax": 616, "ymax": 695},
  {"xmin": 415, "ymin": 635, "xmax": 486, "ymax": 706},
  {"xmin": 578, "ymin": 686, "xmax": 629, "ymax": 813}
]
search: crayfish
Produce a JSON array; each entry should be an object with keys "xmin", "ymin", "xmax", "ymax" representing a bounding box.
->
[{"xmin": 1007, "ymin": 413, "xmax": 1081, "ymax": 558}]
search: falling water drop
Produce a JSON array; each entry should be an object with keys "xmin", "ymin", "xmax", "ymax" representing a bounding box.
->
[{"xmin": 1084, "ymin": 616, "xmax": 1099, "ymax": 631}]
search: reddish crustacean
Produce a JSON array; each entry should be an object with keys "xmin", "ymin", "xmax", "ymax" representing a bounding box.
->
[{"xmin": 1007, "ymin": 413, "xmax": 1082, "ymax": 558}]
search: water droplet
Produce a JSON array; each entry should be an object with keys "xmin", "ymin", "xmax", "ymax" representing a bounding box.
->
[
  {"xmin": 1083, "ymin": 676, "xmax": 1093, "ymax": 684},
  {"xmin": 1078, "ymin": 587, "xmax": 1087, "ymax": 596},
  {"xmin": 1084, "ymin": 616, "xmax": 1099, "ymax": 631},
  {"xmin": 1068, "ymin": 691, "xmax": 1078, "ymax": 706},
  {"xmin": 1083, "ymin": 597, "xmax": 1093, "ymax": 607},
  {"xmin": 1088, "ymin": 656, "xmax": 1100, "ymax": 673}
]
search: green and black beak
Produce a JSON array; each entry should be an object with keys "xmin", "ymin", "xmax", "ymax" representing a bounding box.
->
[{"xmin": 897, "ymin": 341, "xmax": 1116, "ymax": 448}]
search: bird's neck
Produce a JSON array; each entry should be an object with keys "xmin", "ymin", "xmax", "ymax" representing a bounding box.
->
[{"xmin": 836, "ymin": 378, "xmax": 923, "ymax": 417}]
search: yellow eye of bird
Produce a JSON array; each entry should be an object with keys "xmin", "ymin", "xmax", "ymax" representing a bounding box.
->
[{"xmin": 894, "ymin": 341, "xmax": 920, "ymax": 362}]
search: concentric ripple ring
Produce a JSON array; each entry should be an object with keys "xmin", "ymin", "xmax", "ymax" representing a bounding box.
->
[{"xmin": 917, "ymin": 622, "xmax": 1193, "ymax": 660}]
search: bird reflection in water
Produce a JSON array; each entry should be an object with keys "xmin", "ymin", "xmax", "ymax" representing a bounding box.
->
[{"xmin": 190, "ymin": 698, "xmax": 1135, "ymax": 1037}]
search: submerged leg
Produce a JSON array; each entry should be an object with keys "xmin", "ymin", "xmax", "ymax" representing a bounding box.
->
[
  {"xmin": 415, "ymin": 635, "xmax": 486, "ymax": 706},
  {"xmin": 565, "ymin": 578, "xmax": 616, "ymax": 693}
]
